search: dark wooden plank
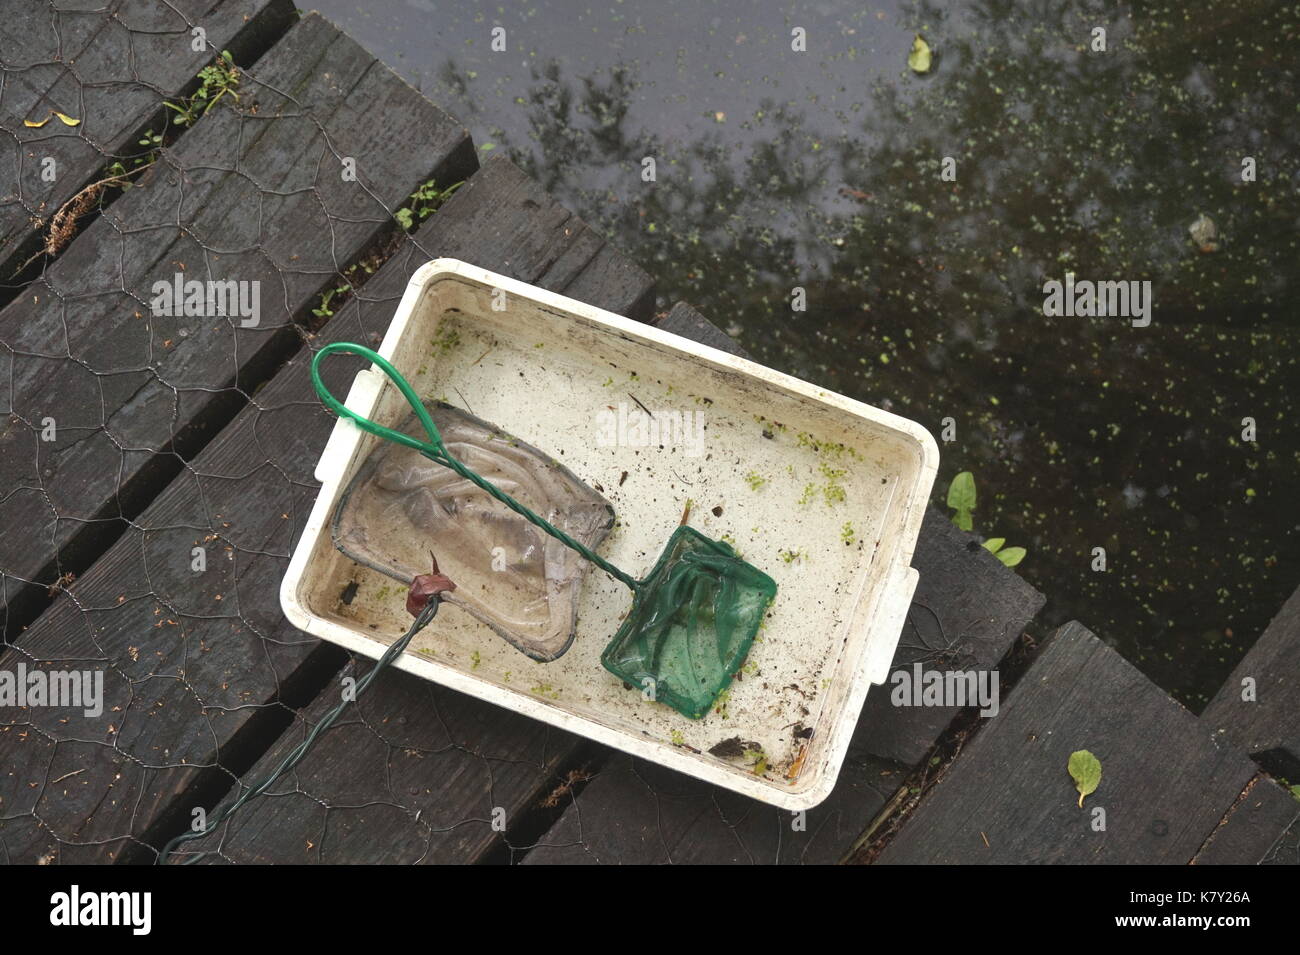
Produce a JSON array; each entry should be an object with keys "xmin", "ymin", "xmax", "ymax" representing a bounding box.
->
[
  {"xmin": 0, "ymin": 0, "xmax": 297, "ymax": 282},
  {"xmin": 655, "ymin": 301, "xmax": 749, "ymax": 359},
  {"xmin": 523, "ymin": 747, "xmax": 902, "ymax": 865},
  {"xmin": 0, "ymin": 155, "xmax": 653, "ymax": 863},
  {"xmin": 1202, "ymin": 584, "xmax": 1300, "ymax": 779},
  {"xmin": 178, "ymin": 657, "xmax": 586, "ymax": 863},
  {"xmin": 854, "ymin": 506, "xmax": 1044, "ymax": 766},
  {"xmin": 0, "ymin": 12, "xmax": 475, "ymax": 633},
  {"xmin": 1192, "ymin": 774, "xmax": 1300, "ymax": 865},
  {"xmin": 876, "ymin": 621, "xmax": 1259, "ymax": 864}
]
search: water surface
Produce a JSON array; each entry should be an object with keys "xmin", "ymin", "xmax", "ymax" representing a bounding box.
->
[{"xmin": 311, "ymin": 0, "xmax": 1299, "ymax": 707}]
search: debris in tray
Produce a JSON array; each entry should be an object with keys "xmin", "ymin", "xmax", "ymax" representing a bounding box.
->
[{"xmin": 709, "ymin": 736, "xmax": 762, "ymax": 760}]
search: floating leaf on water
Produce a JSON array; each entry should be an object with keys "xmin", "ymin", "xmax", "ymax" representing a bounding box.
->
[
  {"xmin": 908, "ymin": 35, "xmax": 933, "ymax": 74},
  {"xmin": 54, "ymin": 112, "xmax": 80, "ymax": 126},
  {"xmin": 1068, "ymin": 749, "xmax": 1102, "ymax": 807},
  {"xmin": 1188, "ymin": 213, "xmax": 1218, "ymax": 253}
]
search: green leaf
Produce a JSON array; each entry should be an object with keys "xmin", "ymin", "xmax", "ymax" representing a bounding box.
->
[
  {"xmin": 996, "ymin": 546, "xmax": 1026, "ymax": 567},
  {"xmin": 947, "ymin": 471, "xmax": 975, "ymax": 530},
  {"xmin": 982, "ymin": 537, "xmax": 1005, "ymax": 554},
  {"xmin": 1068, "ymin": 750, "xmax": 1102, "ymax": 808},
  {"xmin": 479, "ymin": 142, "xmax": 496, "ymax": 151},
  {"xmin": 907, "ymin": 35, "xmax": 933, "ymax": 74},
  {"xmin": 947, "ymin": 471, "xmax": 975, "ymax": 512},
  {"xmin": 1289, "ymin": 784, "xmax": 1300, "ymax": 803}
]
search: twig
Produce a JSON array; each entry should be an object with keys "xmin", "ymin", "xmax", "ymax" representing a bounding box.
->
[{"xmin": 12, "ymin": 167, "xmax": 148, "ymax": 276}]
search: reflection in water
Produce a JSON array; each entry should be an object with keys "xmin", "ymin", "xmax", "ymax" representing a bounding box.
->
[{"xmin": 317, "ymin": 0, "xmax": 1297, "ymax": 706}]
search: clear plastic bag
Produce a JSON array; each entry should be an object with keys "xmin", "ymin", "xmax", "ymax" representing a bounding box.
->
[{"xmin": 332, "ymin": 401, "xmax": 614, "ymax": 661}]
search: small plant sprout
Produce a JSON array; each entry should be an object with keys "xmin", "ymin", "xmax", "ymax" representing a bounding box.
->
[
  {"xmin": 982, "ymin": 537, "xmax": 1027, "ymax": 568},
  {"xmin": 946, "ymin": 471, "xmax": 1028, "ymax": 566},
  {"xmin": 165, "ymin": 50, "xmax": 240, "ymax": 127},
  {"xmin": 311, "ymin": 284, "xmax": 352, "ymax": 319},
  {"xmin": 395, "ymin": 179, "xmax": 463, "ymax": 230},
  {"xmin": 947, "ymin": 471, "xmax": 976, "ymax": 530}
]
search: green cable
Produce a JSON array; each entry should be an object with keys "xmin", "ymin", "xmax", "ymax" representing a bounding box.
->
[
  {"xmin": 157, "ymin": 598, "xmax": 443, "ymax": 865},
  {"xmin": 309, "ymin": 341, "xmax": 640, "ymax": 592}
]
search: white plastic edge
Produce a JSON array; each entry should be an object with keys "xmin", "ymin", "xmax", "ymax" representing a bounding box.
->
[{"xmin": 313, "ymin": 368, "xmax": 385, "ymax": 484}]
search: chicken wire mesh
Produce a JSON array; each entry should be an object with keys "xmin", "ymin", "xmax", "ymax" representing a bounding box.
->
[
  {"xmin": 0, "ymin": 1, "xmax": 838, "ymax": 865},
  {"xmin": 0, "ymin": 0, "xmax": 1295, "ymax": 867}
]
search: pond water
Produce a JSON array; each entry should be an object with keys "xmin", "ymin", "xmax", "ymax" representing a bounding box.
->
[{"xmin": 310, "ymin": 0, "xmax": 1298, "ymax": 708}]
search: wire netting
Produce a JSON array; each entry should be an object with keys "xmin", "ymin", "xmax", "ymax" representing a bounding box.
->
[{"xmin": 0, "ymin": 0, "xmax": 1294, "ymax": 867}]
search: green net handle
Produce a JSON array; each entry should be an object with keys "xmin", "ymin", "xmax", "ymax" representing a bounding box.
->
[{"xmin": 310, "ymin": 341, "xmax": 639, "ymax": 592}]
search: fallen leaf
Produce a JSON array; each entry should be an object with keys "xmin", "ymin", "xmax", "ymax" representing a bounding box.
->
[
  {"xmin": 908, "ymin": 35, "xmax": 933, "ymax": 73},
  {"xmin": 54, "ymin": 112, "xmax": 80, "ymax": 126},
  {"xmin": 1068, "ymin": 749, "xmax": 1102, "ymax": 808},
  {"xmin": 23, "ymin": 115, "xmax": 50, "ymax": 128}
]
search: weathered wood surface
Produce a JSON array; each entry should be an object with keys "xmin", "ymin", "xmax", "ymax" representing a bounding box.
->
[
  {"xmin": 855, "ymin": 507, "xmax": 1043, "ymax": 766},
  {"xmin": 521, "ymin": 748, "xmax": 902, "ymax": 865},
  {"xmin": 1192, "ymin": 775, "xmax": 1300, "ymax": 866},
  {"xmin": 0, "ymin": 0, "xmax": 297, "ymax": 283},
  {"xmin": 180, "ymin": 657, "xmax": 588, "ymax": 863},
  {"xmin": 877, "ymin": 622, "xmax": 1260, "ymax": 864},
  {"xmin": 655, "ymin": 301, "xmax": 750, "ymax": 359},
  {"xmin": 0, "ymin": 154, "xmax": 653, "ymax": 863},
  {"xmin": 0, "ymin": 12, "xmax": 474, "ymax": 636},
  {"xmin": 1202, "ymin": 583, "xmax": 1300, "ymax": 780}
]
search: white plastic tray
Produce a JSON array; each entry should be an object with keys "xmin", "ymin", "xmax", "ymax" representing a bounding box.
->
[{"xmin": 281, "ymin": 259, "xmax": 937, "ymax": 809}]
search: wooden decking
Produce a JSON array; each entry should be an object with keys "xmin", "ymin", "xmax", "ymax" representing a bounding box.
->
[{"xmin": 0, "ymin": 1, "xmax": 1295, "ymax": 865}]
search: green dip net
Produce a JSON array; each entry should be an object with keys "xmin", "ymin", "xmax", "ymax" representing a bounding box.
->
[{"xmin": 312, "ymin": 342, "xmax": 777, "ymax": 720}]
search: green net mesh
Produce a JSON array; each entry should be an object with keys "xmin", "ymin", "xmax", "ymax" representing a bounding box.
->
[{"xmin": 600, "ymin": 526, "xmax": 776, "ymax": 719}]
